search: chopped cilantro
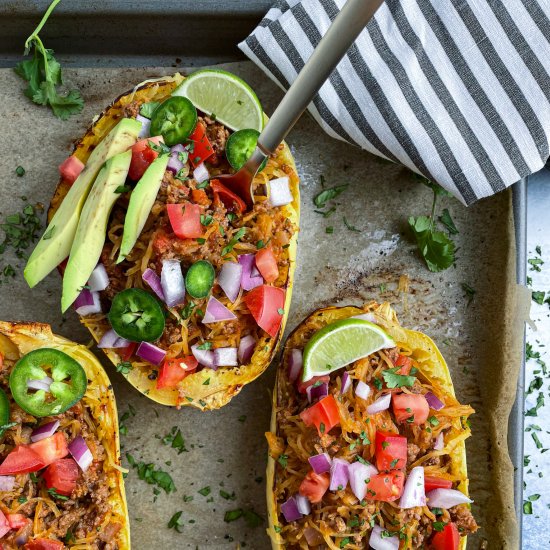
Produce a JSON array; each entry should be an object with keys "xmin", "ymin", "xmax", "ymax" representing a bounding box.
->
[
  {"xmin": 47, "ymin": 487, "xmax": 68, "ymax": 501},
  {"xmin": 126, "ymin": 453, "xmax": 176, "ymax": 494},
  {"xmin": 314, "ymin": 206, "xmax": 336, "ymax": 218},
  {"xmin": 461, "ymin": 283, "xmax": 476, "ymax": 305},
  {"xmin": 433, "ymin": 521, "xmax": 447, "ymax": 532},
  {"xmin": 528, "ymin": 257, "xmax": 544, "ymax": 272},
  {"xmin": 325, "ymin": 226, "xmax": 334, "ymax": 234},
  {"xmin": 197, "ymin": 341, "xmax": 212, "ymax": 350},
  {"xmin": 532, "ymin": 291, "xmax": 546, "ymax": 305},
  {"xmin": 222, "ymin": 227, "xmax": 246, "ymax": 256},
  {"xmin": 198, "ymin": 486, "xmax": 211, "ymax": 497},
  {"xmin": 168, "ymin": 511, "xmax": 185, "ymax": 533},
  {"xmin": 15, "ymin": 166, "xmax": 25, "ymax": 177},
  {"xmin": 277, "ymin": 308, "xmax": 285, "ymax": 315},
  {"xmin": 382, "ymin": 366, "xmax": 416, "ymax": 388},
  {"xmin": 277, "ymin": 454, "xmax": 288, "ymax": 469},
  {"xmin": 224, "ymin": 509, "xmax": 243, "ymax": 522},
  {"xmin": 523, "ymin": 500, "xmax": 533, "ymax": 514},
  {"xmin": 343, "ymin": 216, "xmax": 361, "ymax": 232},
  {"xmin": 116, "ymin": 361, "xmax": 133, "ymax": 375},
  {"xmin": 313, "ymin": 184, "xmax": 348, "ymax": 208},
  {"xmin": 115, "ymin": 185, "xmax": 131, "ymax": 194},
  {"xmin": 339, "ymin": 538, "xmax": 351, "ymax": 548},
  {"xmin": 161, "ymin": 427, "xmax": 187, "ymax": 454},
  {"xmin": 139, "ymin": 101, "xmax": 160, "ymax": 118}
]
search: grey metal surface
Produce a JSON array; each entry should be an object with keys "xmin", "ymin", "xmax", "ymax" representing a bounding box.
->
[
  {"xmin": 0, "ymin": 0, "xmax": 271, "ymax": 67},
  {"xmin": 523, "ymin": 167, "xmax": 550, "ymax": 550}
]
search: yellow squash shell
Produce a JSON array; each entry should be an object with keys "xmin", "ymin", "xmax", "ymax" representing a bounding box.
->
[
  {"xmin": 48, "ymin": 74, "xmax": 300, "ymax": 410},
  {"xmin": 267, "ymin": 303, "xmax": 470, "ymax": 550},
  {"xmin": 0, "ymin": 321, "xmax": 130, "ymax": 549}
]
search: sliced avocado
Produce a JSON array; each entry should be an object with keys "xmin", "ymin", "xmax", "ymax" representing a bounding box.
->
[
  {"xmin": 117, "ymin": 154, "xmax": 169, "ymax": 264},
  {"xmin": 24, "ymin": 118, "xmax": 142, "ymax": 288},
  {"xmin": 61, "ymin": 150, "xmax": 132, "ymax": 312}
]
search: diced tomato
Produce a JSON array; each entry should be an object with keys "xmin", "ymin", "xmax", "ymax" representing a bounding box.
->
[
  {"xmin": 0, "ymin": 510, "xmax": 10, "ymax": 538},
  {"xmin": 424, "ymin": 475, "xmax": 453, "ymax": 492},
  {"xmin": 187, "ymin": 122, "xmax": 214, "ymax": 167},
  {"xmin": 191, "ymin": 188, "xmax": 211, "ymax": 207},
  {"xmin": 120, "ymin": 341, "xmax": 138, "ymax": 362},
  {"xmin": 374, "ymin": 431, "xmax": 407, "ymax": 471},
  {"xmin": 243, "ymin": 284, "xmax": 285, "ymax": 338},
  {"xmin": 255, "ymin": 248, "xmax": 279, "ymax": 283},
  {"xmin": 296, "ymin": 375, "xmax": 330, "ymax": 395},
  {"xmin": 58, "ymin": 155, "xmax": 85, "ymax": 185},
  {"xmin": 129, "ymin": 136, "xmax": 163, "ymax": 181},
  {"xmin": 300, "ymin": 395, "xmax": 340, "ymax": 435},
  {"xmin": 0, "ymin": 445, "xmax": 45, "ymax": 475},
  {"xmin": 394, "ymin": 354, "xmax": 412, "ymax": 375},
  {"xmin": 392, "ymin": 393, "xmax": 430, "ymax": 425},
  {"xmin": 429, "ymin": 522, "xmax": 460, "ymax": 550},
  {"xmin": 7, "ymin": 514, "xmax": 31, "ymax": 530},
  {"xmin": 167, "ymin": 202, "xmax": 203, "ymax": 239},
  {"xmin": 43, "ymin": 458, "xmax": 79, "ymax": 496},
  {"xmin": 299, "ymin": 470, "xmax": 330, "ymax": 504},
  {"xmin": 23, "ymin": 539, "xmax": 65, "ymax": 550},
  {"xmin": 365, "ymin": 471, "xmax": 405, "ymax": 502},
  {"xmin": 157, "ymin": 356, "xmax": 198, "ymax": 390},
  {"xmin": 29, "ymin": 432, "xmax": 69, "ymax": 467},
  {"xmin": 210, "ymin": 179, "xmax": 246, "ymax": 214}
]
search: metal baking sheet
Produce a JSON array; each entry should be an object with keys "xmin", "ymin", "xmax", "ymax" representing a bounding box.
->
[{"xmin": 0, "ymin": 60, "xmax": 528, "ymax": 548}]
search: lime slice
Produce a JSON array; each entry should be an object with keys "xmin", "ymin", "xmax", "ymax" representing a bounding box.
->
[
  {"xmin": 302, "ymin": 319, "xmax": 395, "ymax": 381},
  {"xmin": 172, "ymin": 69, "xmax": 263, "ymax": 132}
]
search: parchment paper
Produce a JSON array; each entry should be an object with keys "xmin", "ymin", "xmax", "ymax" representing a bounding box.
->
[{"xmin": 0, "ymin": 62, "xmax": 529, "ymax": 549}]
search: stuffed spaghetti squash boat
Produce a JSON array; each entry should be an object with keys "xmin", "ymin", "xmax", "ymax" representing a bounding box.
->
[
  {"xmin": 266, "ymin": 303, "xmax": 477, "ymax": 549},
  {"xmin": 24, "ymin": 70, "xmax": 299, "ymax": 410},
  {"xmin": 0, "ymin": 322, "xmax": 129, "ymax": 549}
]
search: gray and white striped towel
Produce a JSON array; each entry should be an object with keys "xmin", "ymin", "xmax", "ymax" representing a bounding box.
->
[{"xmin": 239, "ymin": 0, "xmax": 550, "ymax": 205}]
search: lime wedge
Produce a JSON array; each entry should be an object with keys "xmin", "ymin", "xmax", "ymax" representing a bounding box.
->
[
  {"xmin": 302, "ymin": 319, "xmax": 395, "ymax": 381},
  {"xmin": 173, "ymin": 69, "xmax": 263, "ymax": 132}
]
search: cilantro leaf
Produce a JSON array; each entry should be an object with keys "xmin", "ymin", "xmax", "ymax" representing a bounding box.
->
[
  {"xmin": 438, "ymin": 208, "xmax": 459, "ymax": 235},
  {"xmin": 409, "ymin": 215, "xmax": 455, "ymax": 272},
  {"xmin": 140, "ymin": 101, "xmax": 160, "ymax": 119},
  {"xmin": 15, "ymin": 4, "xmax": 84, "ymax": 120},
  {"xmin": 313, "ymin": 184, "xmax": 348, "ymax": 208},
  {"xmin": 382, "ymin": 366, "xmax": 416, "ymax": 388},
  {"xmin": 532, "ymin": 291, "xmax": 546, "ymax": 305}
]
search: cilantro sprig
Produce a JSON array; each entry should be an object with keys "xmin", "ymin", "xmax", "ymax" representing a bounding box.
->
[
  {"xmin": 382, "ymin": 366, "xmax": 416, "ymax": 389},
  {"xmin": 15, "ymin": 0, "xmax": 84, "ymax": 119},
  {"xmin": 408, "ymin": 178, "xmax": 456, "ymax": 272}
]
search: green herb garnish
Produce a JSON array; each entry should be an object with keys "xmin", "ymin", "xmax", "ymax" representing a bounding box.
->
[
  {"xmin": 313, "ymin": 184, "xmax": 348, "ymax": 208},
  {"xmin": 382, "ymin": 366, "xmax": 416, "ymax": 388}
]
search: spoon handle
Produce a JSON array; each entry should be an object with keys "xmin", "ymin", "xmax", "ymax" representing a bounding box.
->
[{"xmin": 256, "ymin": 0, "xmax": 384, "ymax": 155}]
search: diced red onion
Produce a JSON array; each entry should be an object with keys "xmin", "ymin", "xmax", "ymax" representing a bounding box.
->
[
  {"xmin": 434, "ymin": 432, "xmax": 444, "ymax": 451},
  {"xmin": 306, "ymin": 382, "xmax": 328, "ymax": 403},
  {"xmin": 238, "ymin": 254, "xmax": 263, "ymax": 291},
  {"xmin": 98, "ymin": 328, "xmax": 131, "ymax": 349},
  {"xmin": 167, "ymin": 154, "xmax": 184, "ymax": 174},
  {"xmin": 218, "ymin": 261, "xmax": 242, "ymax": 303},
  {"xmin": 427, "ymin": 488, "xmax": 473, "ymax": 509},
  {"xmin": 69, "ymin": 436, "xmax": 93, "ymax": 471},
  {"xmin": 341, "ymin": 371, "xmax": 351, "ymax": 394},
  {"xmin": 161, "ymin": 259, "xmax": 186, "ymax": 307},
  {"xmin": 355, "ymin": 380, "xmax": 371, "ymax": 400},
  {"xmin": 88, "ymin": 263, "xmax": 109, "ymax": 292},
  {"xmin": 267, "ymin": 176, "xmax": 293, "ymax": 207},
  {"xmin": 369, "ymin": 525, "xmax": 399, "ymax": 550},
  {"xmin": 31, "ymin": 420, "xmax": 60, "ymax": 442},
  {"xmin": 281, "ymin": 496, "xmax": 302, "ymax": 523},
  {"xmin": 288, "ymin": 349, "xmax": 303, "ymax": 383},
  {"xmin": 136, "ymin": 114, "xmax": 151, "ymax": 138},
  {"xmin": 191, "ymin": 344, "xmax": 216, "ymax": 369},
  {"xmin": 367, "ymin": 393, "xmax": 391, "ymax": 414},
  {"xmin": 136, "ymin": 342, "xmax": 166, "ymax": 366},
  {"xmin": 142, "ymin": 268, "xmax": 166, "ymax": 301},
  {"xmin": 74, "ymin": 289, "xmax": 102, "ymax": 316},
  {"xmin": 351, "ymin": 312, "xmax": 377, "ymax": 323},
  {"xmin": 308, "ymin": 452, "xmax": 332, "ymax": 474},
  {"xmin": 295, "ymin": 494, "xmax": 311, "ymax": 515},
  {"xmin": 250, "ymin": 263, "xmax": 261, "ymax": 278},
  {"xmin": 213, "ymin": 347, "xmax": 238, "ymax": 367},
  {"xmin": 399, "ymin": 466, "xmax": 426, "ymax": 509},
  {"xmin": 202, "ymin": 296, "xmax": 237, "ymax": 324},
  {"xmin": 27, "ymin": 377, "xmax": 53, "ymax": 392},
  {"xmin": 425, "ymin": 391, "xmax": 445, "ymax": 410},
  {"xmin": 193, "ymin": 162, "xmax": 209, "ymax": 183},
  {"xmin": 238, "ymin": 335, "xmax": 256, "ymax": 364},
  {"xmin": 329, "ymin": 458, "xmax": 349, "ymax": 491},
  {"xmin": 349, "ymin": 460, "xmax": 378, "ymax": 502},
  {"xmin": 0, "ymin": 476, "xmax": 15, "ymax": 491}
]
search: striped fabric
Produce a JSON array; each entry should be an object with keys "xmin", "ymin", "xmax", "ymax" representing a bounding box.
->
[{"xmin": 239, "ymin": 0, "xmax": 550, "ymax": 205}]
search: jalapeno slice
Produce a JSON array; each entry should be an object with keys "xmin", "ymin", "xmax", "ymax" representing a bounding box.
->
[
  {"xmin": 185, "ymin": 260, "xmax": 215, "ymax": 299},
  {"xmin": 108, "ymin": 288, "xmax": 165, "ymax": 342},
  {"xmin": 226, "ymin": 129, "xmax": 267, "ymax": 172},
  {"xmin": 150, "ymin": 96, "xmax": 198, "ymax": 146},
  {"xmin": 0, "ymin": 388, "xmax": 9, "ymax": 427},
  {"xmin": 9, "ymin": 349, "xmax": 87, "ymax": 417}
]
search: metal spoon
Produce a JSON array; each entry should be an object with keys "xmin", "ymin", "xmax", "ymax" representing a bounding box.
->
[{"xmin": 217, "ymin": 0, "xmax": 385, "ymax": 208}]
